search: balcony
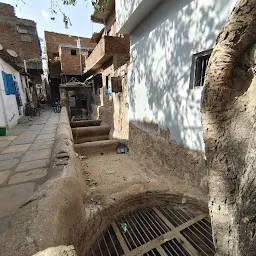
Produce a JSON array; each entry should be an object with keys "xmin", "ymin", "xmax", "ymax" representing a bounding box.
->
[{"xmin": 85, "ymin": 35, "xmax": 129, "ymax": 73}]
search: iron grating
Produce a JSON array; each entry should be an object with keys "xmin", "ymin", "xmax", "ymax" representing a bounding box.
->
[{"xmin": 86, "ymin": 205, "xmax": 215, "ymax": 256}]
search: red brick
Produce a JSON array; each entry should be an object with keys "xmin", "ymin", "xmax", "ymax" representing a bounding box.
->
[{"xmin": 45, "ymin": 31, "xmax": 96, "ymax": 75}]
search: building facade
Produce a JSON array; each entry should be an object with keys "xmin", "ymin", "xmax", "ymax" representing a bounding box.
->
[
  {"xmin": 44, "ymin": 31, "xmax": 96, "ymax": 102},
  {"xmin": 0, "ymin": 3, "xmax": 42, "ymax": 83},
  {"xmin": 115, "ymin": 0, "xmax": 237, "ymax": 151},
  {"xmin": 0, "ymin": 3, "xmax": 42, "ymax": 129},
  {"xmin": 85, "ymin": 0, "xmax": 130, "ymax": 138}
]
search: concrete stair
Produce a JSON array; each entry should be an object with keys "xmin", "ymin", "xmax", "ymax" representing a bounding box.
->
[
  {"xmin": 74, "ymin": 140, "xmax": 119, "ymax": 156},
  {"xmin": 72, "ymin": 119, "xmax": 119, "ymax": 156}
]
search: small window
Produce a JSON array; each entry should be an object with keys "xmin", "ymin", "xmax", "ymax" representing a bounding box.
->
[
  {"xmin": 71, "ymin": 49, "xmax": 77, "ymax": 56},
  {"xmin": 111, "ymin": 77, "xmax": 122, "ymax": 93},
  {"xmin": 190, "ymin": 49, "xmax": 212, "ymax": 89}
]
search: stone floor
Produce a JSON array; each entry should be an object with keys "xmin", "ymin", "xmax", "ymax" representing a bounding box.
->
[{"xmin": 0, "ymin": 106, "xmax": 59, "ymax": 235}]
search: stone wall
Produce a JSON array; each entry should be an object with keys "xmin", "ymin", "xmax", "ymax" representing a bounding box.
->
[
  {"xmin": 128, "ymin": 123, "xmax": 208, "ymax": 194},
  {"xmin": 92, "ymin": 63, "xmax": 129, "ymax": 139}
]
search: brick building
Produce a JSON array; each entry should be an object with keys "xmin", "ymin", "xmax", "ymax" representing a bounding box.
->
[
  {"xmin": 44, "ymin": 31, "xmax": 96, "ymax": 102},
  {"xmin": 85, "ymin": 0, "xmax": 130, "ymax": 138},
  {"xmin": 0, "ymin": 3, "xmax": 43, "ymax": 128},
  {"xmin": 0, "ymin": 3, "xmax": 42, "ymax": 84}
]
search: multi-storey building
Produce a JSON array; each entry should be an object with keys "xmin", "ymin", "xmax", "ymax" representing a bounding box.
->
[
  {"xmin": 44, "ymin": 31, "xmax": 96, "ymax": 102},
  {"xmin": 85, "ymin": 0, "xmax": 130, "ymax": 138},
  {"xmin": 0, "ymin": 3, "xmax": 42, "ymax": 128}
]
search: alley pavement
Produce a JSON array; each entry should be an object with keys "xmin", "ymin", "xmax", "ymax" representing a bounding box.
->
[{"xmin": 0, "ymin": 106, "xmax": 59, "ymax": 235}]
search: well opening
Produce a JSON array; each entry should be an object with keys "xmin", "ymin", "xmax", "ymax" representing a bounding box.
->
[{"xmin": 86, "ymin": 204, "xmax": 215, "ymax": 256}]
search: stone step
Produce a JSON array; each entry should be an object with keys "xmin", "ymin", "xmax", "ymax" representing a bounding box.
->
[
  {"xmin": 75, "ymin": 135, "xmax": 109, "ymax": 144},
  {"xmin": 74, "ymin": 140, "xmax": 119, "ymax": 156},
  {"xmin": 70, "ymin": 119, "xmax": 103, "ymax": 128},
  {"xmin": 72, "ymin": 125, "xmax": 110, "ymax": 142}
]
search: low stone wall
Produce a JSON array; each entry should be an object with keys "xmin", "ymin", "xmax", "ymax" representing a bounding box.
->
[
  {"xmin": 128, "ymin": 123, "xmax": 208, "ymax": 194},
  {"xmin": 0, "ymin": 107, "xmax": 87, "ymax": 256},
  {"xmin": 0, "ymin": 108, "xmax": 209, "ymax": 256}
]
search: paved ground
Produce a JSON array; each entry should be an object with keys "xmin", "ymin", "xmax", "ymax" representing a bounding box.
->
[{"xmin": 0, "ymin": 106, "xmax": 59, "ymax": 235}]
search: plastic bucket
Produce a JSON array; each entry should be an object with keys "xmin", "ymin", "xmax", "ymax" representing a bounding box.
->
[{"xmin": 0, "ymin": 127, "xmax": 6, "ymax": 136}]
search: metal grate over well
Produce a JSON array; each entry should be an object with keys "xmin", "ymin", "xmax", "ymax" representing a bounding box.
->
[{"xmin": 87, "ymin": 205, "xmax": 215, "ymax": 256}]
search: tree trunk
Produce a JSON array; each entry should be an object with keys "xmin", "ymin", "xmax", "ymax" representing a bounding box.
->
[{"xmin": 202, "ymin": 0, "xmax": 256, "ymax": 255}]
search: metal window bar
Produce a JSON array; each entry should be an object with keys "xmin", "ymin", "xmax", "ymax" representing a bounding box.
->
[
  {"xmin": 172, "ymin": 239, "xmax": 190, "ymax": 256},
  {"xmin": 199, "ymin": 219, "xmax": 213, "ymax": 233},
  {"xmin": 144, "ymin": 248, "xmax": 161, "ymax": 256},
  {"xmin": 162, "ymin": 240, "xmax": 180, "ymax": 256},
  {"xmin": 132, "ymin": 211, "xmax": 155, "ymax": 241},
  {"xmin": 147, "ymin": 208, "xmax": 170, "ymax": 232},
  {"xmin": 118, "ymin": 216, "xmax": 137, "ymax": 250},
  {"xmin": 136, "ymin": 210, "xmax": 160, "ymax": 239},
  {"xmin": 159, "ymin": 207, "xmax": 182, "ymax": 227},
  {"xmin": 126, "ymin": 213, "xmax": 148, "ymax": 245},
  {"xmin": 123, "ymin": 215, "xmax": 142, "ymax": 247},
  {"xmin": 143, "ymin": 209, "xmax": 168, "ymax": 236},
  {"xmin": 171, "ymin": 208, "xmax": 215, "ymax": 252},
  {"xmin": 172, "ymin": 208, "xmax": 214, "ymax": 248},
  {"xmin": 194, "ymin": 54, "xmax": 210, "ymax": 87},
  {"xmin": 106, "ymin": 228, "xmax": 120, "ymax": 255},
  {"xmin": 101, "ymin": 233, "xmax": 111, "ymax": 255}
]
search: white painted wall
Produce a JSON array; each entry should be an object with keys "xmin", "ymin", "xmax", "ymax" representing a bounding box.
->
[
  {"xmin": 0, "ymin": 58, "xmax": 26, "ymax": 128},
  {"xmin": 122, "ymin": 0, "xmax": 237, "ymax": 151},
  {"xmin": 116, "ymin": 0, "xmax": 162, "ymax": 34}
]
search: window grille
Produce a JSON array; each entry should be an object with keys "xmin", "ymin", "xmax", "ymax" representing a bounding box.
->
[{"xmin": 190, "ymin": 49, "xmax": 212, "ymax": 89}]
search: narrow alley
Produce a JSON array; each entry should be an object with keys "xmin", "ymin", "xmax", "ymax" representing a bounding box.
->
[
  {"xmin": 0, "ymin": 106, "xmax": 59, "ymax": 234},
  {"xmin": 0, "ymin": 0, "xmax": 255, "ymax": 255}
]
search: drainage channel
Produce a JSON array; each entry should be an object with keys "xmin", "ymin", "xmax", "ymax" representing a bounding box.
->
[{"xmin": 86, "ymin": 205, "xmax": 215, "ymax": 256}]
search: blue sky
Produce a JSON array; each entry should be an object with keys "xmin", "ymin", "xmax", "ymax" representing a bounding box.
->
[{"xmin": 0, "ymin": 0, "xmax": 103, "ymax": 39}]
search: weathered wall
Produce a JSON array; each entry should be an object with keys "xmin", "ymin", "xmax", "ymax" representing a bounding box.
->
[
  {"xmin": 0, "ymin": 3, "xmax": 15, "ymax": 17},
  {"xmin": 115, "ymin": 0, "xmax": 162, "ymax": 34},
  {"xmin": 121, "ymin": 0, "xmax": 236, "ymax": 151},
  {"xmin": 60, "ymin": 47, "xmax": 85, "ymax": 75},
  {"xmin": 0, "ymin": 3, "xmax": 42, "ymax": 69},
  {"xmin": 94, "ymin": 62, "xmax": 129, "ymax": 139},
  {"xmin": 112, "ymin": 64, "xmax": 129, "ymax": 139},
  {"xmin": 0, "ymin": 58, "xmax": 27, "ymax": 128},
  {"xmin": 45, "ymin": 31, "xmax": 96, "ymax": 75},
  {"xmin": 128, "ymin": 123, "xmax": 208, "ymax": 193},
  {"xmin": 44, "ymin": 31, "xmax": 95, "ymax": 54}
]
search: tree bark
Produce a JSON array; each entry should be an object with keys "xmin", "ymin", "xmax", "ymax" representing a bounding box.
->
[{"xmin": 202, "ymin": 0, "xmax": 256, "ymax": 255}]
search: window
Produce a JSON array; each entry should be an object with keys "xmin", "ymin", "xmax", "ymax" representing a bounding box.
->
[
  {"xmin": 111, "ymin": 77, "xmax": 122, "ymax": 93},
  {"xmin": 190, "ymin": 49, "xmax": 212, "ymax": 89},
  {"xmin": 71, "ymin": 49, "xmax": 77, "ymax": 56},
  {"xmin": 2, "ymin": 71, "xmax": 15, "ymax": 95}
]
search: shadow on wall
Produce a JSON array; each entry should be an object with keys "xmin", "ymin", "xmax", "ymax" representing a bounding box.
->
[{"xmin": 128, "ymin": 0, "xmax": 233, "ymax": 150}]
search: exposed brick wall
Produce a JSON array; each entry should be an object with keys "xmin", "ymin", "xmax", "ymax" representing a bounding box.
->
[
  {"xmin": 60, "ymin": 47, "xmax": 86, "ymax": 75},
  {"xmin": 0, "ymin": 4, "xmax": 41, "ymax": 69},
  {"xmin": 45, "ymin": 31, "xmax": 96, "ymax": 75},
  {"xmin": 0, "ymin": 3, "xmax": 15, "ymax": 17}
]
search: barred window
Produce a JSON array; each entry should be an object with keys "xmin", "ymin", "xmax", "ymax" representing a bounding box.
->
[{"xmin": 189, "ymin": 49, "xmax": 212, "ymax": 89}]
